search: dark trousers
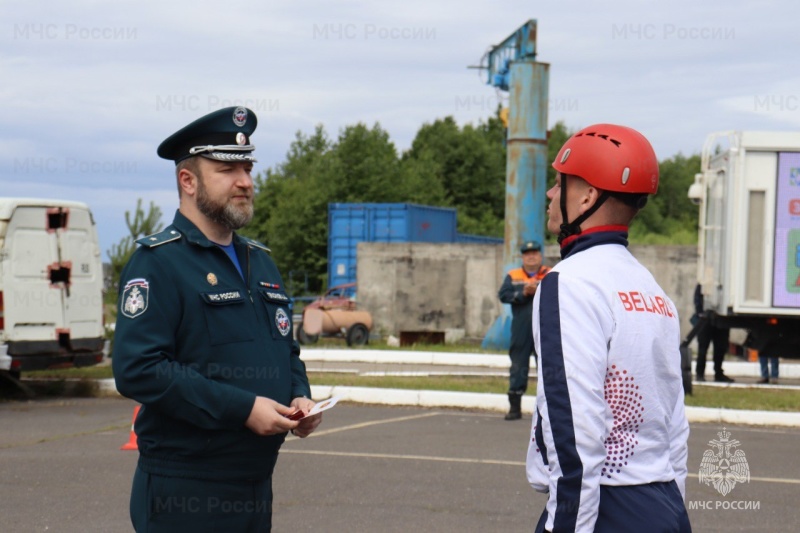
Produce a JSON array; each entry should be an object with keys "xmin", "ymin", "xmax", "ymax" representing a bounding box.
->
[
  {"xmin": 759, "ymin": 356, "xmax": 779, "ymax": 379},
  {"xmin": 130, "ymin": 467, "xmax": 273, "ymax": 532},
  {"xmin": 508, "ymin": 332, "xmax": 533, "ymax": 394},
  {"xmin": 534, "ymin": 481, "xmax": 691, "ymax": 532},
  {"xmin": 696, "ymin": 325, "xmax": 729, "ymax": 377}
]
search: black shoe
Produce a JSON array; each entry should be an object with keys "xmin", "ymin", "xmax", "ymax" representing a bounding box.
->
[
  {"xmin": 757, "ymin": 378, "xmax": 769, "ymax": 384},
  {"xmin": 695, "ymin": 375, "xmax": 706, "ymax": 382},
  {"xmin": 714, "ymin": 374, "xmax": 735, "ymax": 383},
  {"xmin": 505, "ymin": 392, "xmax": 522, "ymax": 420}
]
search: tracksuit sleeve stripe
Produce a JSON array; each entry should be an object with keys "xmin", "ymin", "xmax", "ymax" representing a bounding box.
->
[
  {"xmin": 534, "ymin": 407, "xmax": 548, "ymax": 466},
  {"xmin": 539, "ymin": 272, "xmax": 582, "ymax": 531}
]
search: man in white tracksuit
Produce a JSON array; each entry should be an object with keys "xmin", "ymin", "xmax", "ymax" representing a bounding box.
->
[{"xmin": 526, "ymin": 124, "xmax": 691, "ymax": 532}]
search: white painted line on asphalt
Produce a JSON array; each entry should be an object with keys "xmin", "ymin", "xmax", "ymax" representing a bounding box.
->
[
  {"xmin": 286, "ymin": 412, "xmax": 441, "ymax": 441},
  {"xmin": 280, "ymin": 451, "xmax": 800, "ymax": 483},
  {"xmin": 280, "ymin": 448, "xmax": 525, "ymax": 467},
  {"xmin": 281, "ymin": 451, "xmax": 800, "ymax": 484},
  {"xmin": 686, "ymin": 473, "xmax": 800, "ymax": 485}
]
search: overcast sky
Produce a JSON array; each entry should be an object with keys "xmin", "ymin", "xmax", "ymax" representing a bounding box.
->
[{"xmin": 2, "ymin": 0, "xmax": 798, "ymax": 260}]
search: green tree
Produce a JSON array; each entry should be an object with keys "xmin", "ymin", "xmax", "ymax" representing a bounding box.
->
[
  {"xmin": 244, "ymin": 122, "xmax": 458, "ymax": 293},
  {"xmin": 402, "ymin": 113, "xmax": 507, "ymax": 236},
  {"xmin": 629, "ymin": 153, "xmax": 700, "ymax": 244},
  {"xmin": 541, "ymin": 121, "xmax": 573, "ymax": 242},
  {"xmin": 243, "ymin": 114, "xmax": 700, "ymax": 296},
  {"xmin": 547, "ymin": 121, "xmax": 572, "ymax": 190},
  {"xmin": 106, "ymin": 199, "xmax": 163, "ymax": 303},
  {"xmin": 246, "ymin": 126, "xmax": 332, "ymax": 294}
]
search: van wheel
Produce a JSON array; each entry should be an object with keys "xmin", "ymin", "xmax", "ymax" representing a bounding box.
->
[
  {"xmin": 346, "ymin": 324, "xmax": 369, "ymax": 347},
  {"xmin": 297, "ymin": 328, "xmax": 319, "ymax": 345}
]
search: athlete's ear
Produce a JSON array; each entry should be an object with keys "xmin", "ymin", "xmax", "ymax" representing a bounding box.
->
[{"xmin": 577, "ymin": 184, "xmax": 600, "ymax": 216}]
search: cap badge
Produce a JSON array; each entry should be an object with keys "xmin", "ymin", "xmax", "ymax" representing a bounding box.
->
[
  {"xmin": 236, "ymin": 132, "xmax": 247, "ymax": 146},
  {"xmin": 207, "ymin": 273, "xmax": 218, "ymax": 286},
  {"xmin": 232, "ymin": 107, "xmax": 247, "ymax": 127}
]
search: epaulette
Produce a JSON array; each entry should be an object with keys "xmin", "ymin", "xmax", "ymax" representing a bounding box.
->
[
  {"xmin": 240, "ymin": 236, "xmax": 271, "ymax": 253},
  {"xmin": 137, "ymin": 228, "xmax": 182, "ymax": 248}
]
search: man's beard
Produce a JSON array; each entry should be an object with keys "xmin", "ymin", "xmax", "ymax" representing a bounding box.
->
[{"xmin": 196, "ymin": 176, "xmax": 254, "ymax": 230}]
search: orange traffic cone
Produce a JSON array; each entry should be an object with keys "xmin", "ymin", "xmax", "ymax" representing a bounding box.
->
[{"xmin": 120, "ymin": 405, "xmax": 141, "ymax": 451}]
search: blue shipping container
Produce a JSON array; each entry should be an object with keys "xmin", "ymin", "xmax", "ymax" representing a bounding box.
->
[
  {"xmin": 455, "ymin": 233, "xmax": 504, "ymax": 245},
  {"xmin": 328, "ymin": 203, "xmax": 458, "ymax": 289}
]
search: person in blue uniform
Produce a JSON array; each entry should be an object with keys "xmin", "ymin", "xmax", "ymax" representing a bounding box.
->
[
  {"xmin": 498, "ymin": 241, "xmax": 551, "ymax": 420},
  {"xmin": 113, "ymin": 106, "xmax": 322, "ymax": 532}
]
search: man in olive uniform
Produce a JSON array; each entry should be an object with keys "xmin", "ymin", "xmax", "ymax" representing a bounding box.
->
[
  {"xmin": 113, "ymin": 106, "xmax": 321, "ymax": 532},
  {"xmin": 498, "ymin": 241, "xmax": 551, "ymax": 420}
]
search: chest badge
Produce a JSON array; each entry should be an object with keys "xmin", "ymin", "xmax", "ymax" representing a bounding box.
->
[
  {"xmin": 121, "ymin": 278, "xmax": 149, "ymax": 319},
  {"xmin": 207, "ymin": 273, "xmax": 218, "ymax": 286},
  {"xmin": 275, "ymin": 307, "xmax": 291, "ymax": 337}
]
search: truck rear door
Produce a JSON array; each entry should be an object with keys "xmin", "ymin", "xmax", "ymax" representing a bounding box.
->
[{"xmin": 3, "ymin": 205, "xmax": 103, "ymax": 351}]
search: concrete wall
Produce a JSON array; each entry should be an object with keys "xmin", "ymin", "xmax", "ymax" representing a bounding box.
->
[
  {"xmin": 356, "ymin": 242, "xmax": 504, "ymax": 339},
  {"xmin": 357, "ymin": 242, "xmax": 701, "ymax": 341}
]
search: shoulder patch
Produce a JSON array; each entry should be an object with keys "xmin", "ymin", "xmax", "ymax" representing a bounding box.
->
[
  {"xmin": 240, "ymin": 236, "xmax": 271, "ymax": 253},
  {"xmin": 121, "ymin": 278, "xmax": 149, "ymax": 318},
  {"xmin": 137, "ymin": 229, "xmax": 182, "ymax": 248}
]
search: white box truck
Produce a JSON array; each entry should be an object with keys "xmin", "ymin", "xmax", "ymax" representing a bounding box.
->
[
  {"xmin": 0, "ymin": 198, "xmax": 105, "ymax": 377},
  {"xmin": 689, "ymin": 131, "xmax": 800, "ymax": 358}
]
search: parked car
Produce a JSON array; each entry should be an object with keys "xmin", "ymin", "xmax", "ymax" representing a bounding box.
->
[{"xmin": 296, "ymin": 283, "xmax": 373, "ymax": 347}]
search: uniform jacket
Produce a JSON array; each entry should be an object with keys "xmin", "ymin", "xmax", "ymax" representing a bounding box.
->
[
  {"xmin": 499, "ymin": 265, "xmax": 552, "ymax": 340},
  {"xmin": 526, "ymin": 227, "xmax": 689, "ymax": 532},
  {"xmin": 112, "ymin": 210, "xmax": 311, "ymax": 481}
]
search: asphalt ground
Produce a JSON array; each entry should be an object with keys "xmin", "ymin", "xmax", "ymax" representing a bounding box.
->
[{"xmin": 1, "ymin": 397, "xmax": 797, "ymax": 532}]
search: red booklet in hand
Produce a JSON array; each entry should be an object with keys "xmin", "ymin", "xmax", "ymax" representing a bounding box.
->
[{"xmin": 285, "ymin": 396, "xmax": 340, "ymax": 421}]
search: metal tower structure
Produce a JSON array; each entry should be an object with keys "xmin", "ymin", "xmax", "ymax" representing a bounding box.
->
[{"xmin": 480, "ymin": 20, "xmax": 550, "ymax": 350}]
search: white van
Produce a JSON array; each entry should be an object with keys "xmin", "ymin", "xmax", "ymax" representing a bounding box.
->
[{"xmin": 0, "ymin": 198, "xmax": 105, "ymax": 377}]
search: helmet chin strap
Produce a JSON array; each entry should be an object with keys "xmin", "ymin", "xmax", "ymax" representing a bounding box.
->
[{"xmin": 557, "ymin": 174, "xmax": 611, "ymax": 244}]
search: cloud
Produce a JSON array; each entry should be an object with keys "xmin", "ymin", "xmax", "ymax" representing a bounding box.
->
[{"xmin": 2, "ymin": 0, "xmax": 798, "ymax": 260}]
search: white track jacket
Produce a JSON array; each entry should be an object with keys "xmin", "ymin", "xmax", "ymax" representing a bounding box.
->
[{"xmin": 526, "ymin": 228, "xmax": 689, "ymax": 532}]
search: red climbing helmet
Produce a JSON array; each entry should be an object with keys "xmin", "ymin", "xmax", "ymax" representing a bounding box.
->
[{"xmin": 552, "ymin": 124, "xmax": 659, "ymax": 194}]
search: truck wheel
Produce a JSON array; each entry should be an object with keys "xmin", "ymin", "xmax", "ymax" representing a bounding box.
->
[
  {"xmin": 346, "ymin": 324, "xmax": 369, "ymax": 347},
  {"xmin": 297, "ymin": 328, "xmax": 319, "ymax": 345}
]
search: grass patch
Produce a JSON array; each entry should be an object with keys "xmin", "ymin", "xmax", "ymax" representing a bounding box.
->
[
  {"xmin": 310, "ymin": 373, "xmax": 800, "ymax": 413},
  {"xmin": 311, "ymin": 372, "xmax": 509, "ymax": 394},
  {"xmin": 685, "ymin": 385, "xmax": 800, "ymax": 412},
  {"xmin": 26, "ymin": 366, "xmax": 114, "ymax": 380}
]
